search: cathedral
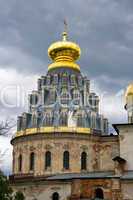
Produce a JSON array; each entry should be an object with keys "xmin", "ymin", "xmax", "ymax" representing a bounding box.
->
[{"xmin": 9, "ymin": 28, "xmax": 133, "ymax": 200}]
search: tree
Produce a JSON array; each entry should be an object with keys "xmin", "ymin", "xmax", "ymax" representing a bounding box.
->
[
  {"xmin": 0, "ymin": 171, "xmax": 25, "ymax": 200},
  {"xmin": 0, "ymin": 118, "xmax": 15, "ymax": 165},
  {"xmin": 0, "ymin": 171, "xmax": 13, "ymax": 200},
  {"xmin": 0, "ymin": 118, "xmax": 15, "ymax": 136},
  {"xmin": 0, "ymin": 119, "xmax": 23, "ymax": 200},
  {"xmin": 14, "ymin": 191, "xmax": 25, "ymax": 200}
]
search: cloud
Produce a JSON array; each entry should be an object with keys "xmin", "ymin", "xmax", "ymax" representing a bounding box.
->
[
  {"xmin": 0, "ymin": 0, "xmax": 132, "ymax": 89},
  {"xmin": 91, "ymin": 78, "xmax": 127, "ymax": 126},
  {"xmin": 0, "ymin": 136, "xmax": 12, "ymax": 175},
  {"xmin": 0, "ymin": 0, "xmax": 132, "ymax": 173},
  {"xmin": 0, "ymin": 45, "xmax": 45, "ymax": 74},
  {"xmin": 0, "ymin": 67, "xmax": 39, "ymax": 120},
  {"xmin": 0, "ymin": 68, "xmax": 39, "ymax": 173}
]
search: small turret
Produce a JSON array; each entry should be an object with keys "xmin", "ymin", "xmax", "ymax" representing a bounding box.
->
[{"xmin": 125, "ymin": 83, "xmax": 133, "ymax": 123}]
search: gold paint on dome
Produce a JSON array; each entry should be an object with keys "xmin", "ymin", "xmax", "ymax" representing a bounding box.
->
[
  {"xmin": 15, "ymin": 127, "xmax": 91, "ymax": 138},
  {"xmin": 48, "ymin": 30, "xmax": 81, "ymax": 71},
  {"xmin": 48, "ymin": 61, "xmax": 80, "ymax": 71},
  {"xmin": 125, "ymin": 83, "xmax": 133, "ymax": 97}
]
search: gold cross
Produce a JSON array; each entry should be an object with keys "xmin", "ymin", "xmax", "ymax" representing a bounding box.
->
[
  {"xmin": 64, "ymin": 19, "xmax": 68, "ymax": 33},
  {"xmin": 62, "ymin": 19, "xmax": 68, "ymax": 41}
]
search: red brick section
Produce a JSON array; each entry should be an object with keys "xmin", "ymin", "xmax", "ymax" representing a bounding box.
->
[{"xmin": 70, "ymin": 179, "xmax": 122, "ymax": 200}]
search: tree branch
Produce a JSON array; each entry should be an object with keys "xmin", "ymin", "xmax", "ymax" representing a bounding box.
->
[{"xmin": 0, "ymin": 118, "xmax": 16, "ymax": 136}]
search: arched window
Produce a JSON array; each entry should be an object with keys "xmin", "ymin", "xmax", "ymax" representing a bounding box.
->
[
  {"xmin": 45, "ymin": 151, "xmax": 51, "ymax": 169},
  {"xmin": 70, "ymin": 75, "xmax": 76, "ymax": 85},
  {"xmin": 45, "ymin": 113, "xmax": 52, "ymax": 126},
  {"xmin": 95, "ymin": 188, "xmax": 104, "ymax": 199},
  {"xmin": 63, "ymin": 151, "xmax": 69, "ymax": 170},
  {"xmin": 60, "ymin": 91, "xmax": 69, "ymax": 104},
  {"xmin": 49, "ymin": 89, "xmax": 56, "ymax": 104},
  {"xmin": 32, "ymin": 114, "xmax": 37, "ymax": 127},
  {"xmin": 52, "ymin": 192, "xmax": 59, "ymax": 200},
  {"xmin": 60, "ymin": 112, "xmax": 67, "ymax": 126},
  {"xmin": 77, "ymin": 113, "xmax": 82, "ymax": 127},
  {"xmin": 91, "ymin": 114, "xmax": 96, "ymax": 129},
  {"xmin": 81, "ymin": 152, "xmax": 87, "ymax": 170},
  {"xmin": 72, "ymin": 89, "xmax": 80, "ymax": 99},
  {"xmin": 18, "ymin": 154, "xmax": 22, "ymax": 172},
  {"xmin": 30, "ymin": 152, "xmax": 35, "ymax": 171}
]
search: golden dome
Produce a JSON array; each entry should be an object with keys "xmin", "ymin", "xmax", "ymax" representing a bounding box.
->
[
  {"xmin": 125, "ymin": 83, "xmax": 133, "ymax": 97},
  {"xmin": 48, "ymin": 31, "xmax": 81, "ymax": 71}
]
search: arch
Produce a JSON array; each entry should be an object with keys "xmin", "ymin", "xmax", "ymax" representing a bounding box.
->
[
  {"xmin": 77, "ymin": 113, "xmax": 83, "ymax": 127},
  {"xmin": 45, "ymin": 113, "xmax": 52, "ymax": 126},
  {"xmin": 73, "ymin": 90, "xmax": 80, "ymax": 99},
  {"xmin": 95, "ymin": 188, "xmax": 104, "ymax": 199},
  {"xmin": 60, "ymin": 112, "xmax": 67, "ymax": 126},
  {"xmin": 77, "ymin": 110, "xmax": 86, "ymax": 127},
  {"xmin": 45, "ymin": 151, "xmax": 51, "ymax": 169},
  {"xmin": 60, "ymin": 90, "xmax": 69, "ymax": 105},
  {"xmin": 18, "ymin": 154, "xmax": 22, "ymax": 172},
  {"xmin": 81, "ymin": 152, "xmax": 87, "ymax": 170},
  {"xmin": 32, "ymin": 114, "xmax": 37, "ymax": 127},
  {"xmin": 91, "ymin": 113, "xmax": 96, "ymax": 129},
  {"xmin": 30, "ymin": 152, "xmax": 35, "ymax": 171},
  {"xmin": 49, "ymin": 89, "xmax": 56, "ymax": 104},
  {"xmin": 63, "ymin": 151, "xmax": 69, "ymax": 170},
  {"xmin": 52, "ymin": 192, "xmax": 59, "ymax": 200}
]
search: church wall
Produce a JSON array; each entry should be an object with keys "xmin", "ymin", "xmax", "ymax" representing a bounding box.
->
[
  {"xmin": 99, "ymin": 141, "xmax": 119, "ymax": 171},
  {"xmin": 12, "ymin": 134, "xmax": 118, "ymax": 175},
  {"xmin": 11, "ymin": 178, "xmax": 128, "ymax": 200},
  {"xmin": 70, "ymin": 178, "xmax": 122, "ymax": 200},
  {"xmin": 12, "ymin": 182, "xmax": 71, "ymax": 200},
  {"xmin": 121, "ymin": 182, "xmax": 133, "ymax": 200},
  {"xmin": 119, "ymin": 125, "xmax": 133, "ymax": 171}
]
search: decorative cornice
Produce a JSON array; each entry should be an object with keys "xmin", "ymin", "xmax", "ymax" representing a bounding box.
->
[
  {"xmin": 11, "ymin": 131, "xmax": 118, "ymax": 145},
  {"xmin": 15, "ymin": 126, "xmax": 91, "ymax": 138}
]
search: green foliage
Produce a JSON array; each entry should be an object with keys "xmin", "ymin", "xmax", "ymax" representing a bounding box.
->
[
  {"xmin": 0, "ymin": 171, "xmax": 12, "ymax": 200},
  {"xmin": 14, "ymin": 191, "xmax": 25, "ymax": 200},
  {"xmin": 0, "ymin": 171, "xmax": 25, "ymax": 200}
]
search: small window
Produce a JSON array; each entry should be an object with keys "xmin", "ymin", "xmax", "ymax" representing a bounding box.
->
[
  {"xmin": 61, "ymin": 92, "xmax": 69, "ymax": 104},
  {"xmin": 18, "ymin": 154, "xmax": 22, "ymax": 172},
  {"xmin": 73, "ymin": 90, "xmax": 80, "ymax": 99},
  {"xmin": 45, "ymin": 113, "xmax": 52, "ymax": 126},
  {"xmin": 45, "ymin": 151, "xmax": 51, "ymax": 169},
  {"xmin": 63, "ymin": 151, "xmax": 69, "ymax": 170},
  {"xmin": 52, "ymin": 192, "xmax": 59, "ymax": 200},
  {"xmin": 81, "ymin": 152, "xmax": 87, "ymax": 170},
  {"xmin": 95, "ymin": 188, "xmax": 104, "ymax": 199},
  {"xmin": 30, "ymin": 152, "xmax": 35, "ymax": 171},
  {"xmin": 32, "ymin": 115, "xmax": 37, "ymax": 127},
  {"xmin": 77, "ymin": 114, "xmax": 82, "ymax": 127},
  {"xmin": 60, "ymin": 113, "xmax": 67, "ymax": 126}
]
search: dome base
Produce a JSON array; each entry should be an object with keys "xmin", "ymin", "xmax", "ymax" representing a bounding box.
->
[{"xmin": 48, "ymin": 61, "xmax": 80, "ymax": 72}]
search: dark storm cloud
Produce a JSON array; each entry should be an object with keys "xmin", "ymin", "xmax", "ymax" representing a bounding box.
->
[
  {"xmin": 0, "ymin": 0, "xmax": 133, "ymax": 90},
  {"xmin": 1, "ymin": 0, "xmax": 132, "ymax": 172}
]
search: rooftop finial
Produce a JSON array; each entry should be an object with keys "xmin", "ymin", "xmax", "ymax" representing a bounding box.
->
[{"xmin": 62, "ymin": 19, "xmax": 68, "ymax": 41}]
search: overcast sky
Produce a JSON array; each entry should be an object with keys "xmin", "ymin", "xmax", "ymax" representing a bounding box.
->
[{"xmin": 0, "ymin": 0, "xmax": 132, "ymax": 173}]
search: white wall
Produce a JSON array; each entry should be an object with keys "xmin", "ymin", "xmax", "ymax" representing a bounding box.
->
[{"xmin": 119, "ymin": 125, "xmax": 133, "ymax": 170}]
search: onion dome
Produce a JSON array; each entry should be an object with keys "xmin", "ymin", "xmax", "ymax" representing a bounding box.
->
[
  {"xmin": 125, "ymin": 83, "xmax": 133, "ymax": 110},
  {"xmin": 125, "ymin": 83, "xmax": 133, "ymax": 97},
  {"xmin": 48, "ymin": 31, "xmax": 81, "ymax": 72}
]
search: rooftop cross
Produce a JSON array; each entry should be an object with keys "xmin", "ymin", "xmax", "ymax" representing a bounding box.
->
[
  {"xmin": 62, "ymin": 19, "xmax": 68, "ymax": 41},
  {"xmin": 64, "ymin": 19, "xmax": 67, "ymax": 32}
]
